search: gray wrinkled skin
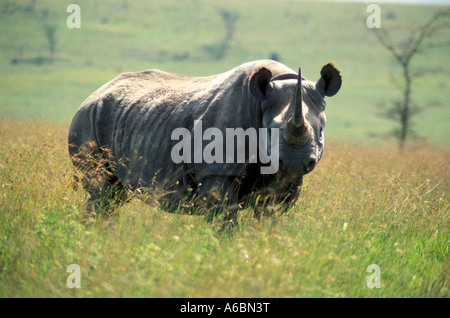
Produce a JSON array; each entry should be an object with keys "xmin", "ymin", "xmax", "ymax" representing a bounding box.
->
[{"xmin": 68, "ymin": 60, "xmax": 342, "ymax": 214}]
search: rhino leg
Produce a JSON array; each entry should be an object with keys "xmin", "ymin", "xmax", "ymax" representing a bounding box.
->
[
  {"xmin": 84, "ymin": 172, "xmax": 127, "ymax": 215},
  {"xmin": 249, "ymin": 177, "xmax": 303, "ymax": 219},
  {"xmin": 194, "ymin": 177, "xmax": 240, "ymax": 223},
  {"xmin": 70, "ymin": 141, "xmax": 127, "ymax": 215}
]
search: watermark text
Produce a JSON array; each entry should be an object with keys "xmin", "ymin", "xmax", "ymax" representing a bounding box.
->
[{"xmin": 171, "ymin": 120, "xmax": 279, "ymax": 174}]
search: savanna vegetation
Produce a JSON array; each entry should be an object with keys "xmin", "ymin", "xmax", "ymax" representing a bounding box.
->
[
  {"xmin": 0, "ymin": 0, "xmax": 448, "ymax": 298},
  {"xmin": 0, "ymin": 120, "xmax": 448, "ymax": 297}
]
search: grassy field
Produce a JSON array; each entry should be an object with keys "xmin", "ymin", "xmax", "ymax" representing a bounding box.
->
[
  {"xmin": 0, "ymin": 0, "xmax": 449, "ymax": 298},
  {"xmin": 0, "ymin": 120, "xmax": 448, "ymax": 297}
]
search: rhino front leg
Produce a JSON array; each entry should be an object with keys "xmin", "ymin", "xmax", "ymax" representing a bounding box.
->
[{"xmin": 194, "ymin": 177, "xmax": 240, "ymax": 223}]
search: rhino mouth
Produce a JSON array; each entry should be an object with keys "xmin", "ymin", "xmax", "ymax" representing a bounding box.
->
[
  {"xmin": 277, "ymin": 171, "xmax": 302, "ymax": 188},
  {"xmin": 278, "ymin": 157, "xmax": 316, "ymax": 177}
]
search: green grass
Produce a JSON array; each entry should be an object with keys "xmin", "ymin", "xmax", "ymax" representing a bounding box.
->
[
  {"xmin": 0, "ymin": 0, "xmax": 449, "ymax": 143},
  {"xmin": 0, "ymin": 121, "xmax": 448, "ymax": 297}
]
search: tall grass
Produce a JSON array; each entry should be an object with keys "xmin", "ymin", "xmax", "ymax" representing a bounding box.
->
[{"xmin": 0, "ymin": 120, "xmax": 448, "ymax": 297}]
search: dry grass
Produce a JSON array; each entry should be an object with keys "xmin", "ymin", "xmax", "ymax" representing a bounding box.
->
[{"xmin": 0, "ymin": 120, "xmax": 448, "ymax": 297}]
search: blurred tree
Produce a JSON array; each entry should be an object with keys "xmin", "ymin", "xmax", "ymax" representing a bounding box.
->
[
  {"xmin": 371, "ymin": 10, "xmax": 449, "ymax": 149},
  {"xmin": 269, "ymin": 51, "xmax": 280, "ymax": 62},
  {"xmin": 204, "ymin": 9, "xmax": 239, "ymax": 60},
  {"xmin": 219, "ymin": 9, "xmax": 238, "ymax": 51},
  {"xmin": 43, "ymin": 24, "xmax": 57, "ymax": 62}
]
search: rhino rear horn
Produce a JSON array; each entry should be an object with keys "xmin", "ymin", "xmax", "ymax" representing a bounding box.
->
[{"xmin": 317, "ymin": 62, "xmax": 342, "ymax": 97}]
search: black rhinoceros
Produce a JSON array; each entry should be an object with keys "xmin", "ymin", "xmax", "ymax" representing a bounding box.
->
[{"xmin": 68, "ymin": 60, "xmax": 341, "ymax": 216}]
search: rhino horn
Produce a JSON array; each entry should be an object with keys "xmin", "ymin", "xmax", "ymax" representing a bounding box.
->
[{"xmin": 283, "ymin": 67, "xmax": 309, "ymax": 145}]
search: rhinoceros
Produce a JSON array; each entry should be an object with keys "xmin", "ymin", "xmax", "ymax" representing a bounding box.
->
[{"xmin": 68, "ymin": 60, "xmax": 341, "ymax": 217}]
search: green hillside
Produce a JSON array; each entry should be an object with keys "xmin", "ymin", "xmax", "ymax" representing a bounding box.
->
[{"xmin": 0, "ymin": 0, "xmax": 449, "ymax": 143}]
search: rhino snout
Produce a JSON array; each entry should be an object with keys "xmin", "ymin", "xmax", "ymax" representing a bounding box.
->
[
  {"xmin": 279, "ymin": 155, "xmax": 317, "ymax": 176},
  {"xmin": 303, "ymin": 158, "xmax": 316, "ymax": 174}
]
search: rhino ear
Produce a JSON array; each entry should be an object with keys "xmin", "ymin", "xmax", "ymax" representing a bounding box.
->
[
  {"xmin": 317, "ymin": 62, "xmax": 342, "ymax": 97},
  {"xmin": 249, "ymin": 66, "xmax": 273, "ymax": 100}
]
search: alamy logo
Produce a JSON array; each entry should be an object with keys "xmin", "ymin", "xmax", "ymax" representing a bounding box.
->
[
  {"xmin": 366, "ymin": 264, "xmax": 381, "ymax": 289},
  {"xmin": 66, "ymin": 4, "xmax": 81, "ymax": 29},
  {"xmin": 66, "ymin": 264, "xmax": 81, "ymax": 288},
  {"xmin": 171, "ymin": 120, "xmax": 279, "ymax": 174},
  {"xmin": 366, "ymin": 4, "xmax": 381, "ymax": 29}
]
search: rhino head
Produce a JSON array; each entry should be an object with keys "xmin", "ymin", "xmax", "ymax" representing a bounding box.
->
[{"xmin": 249, "ymin": 62, "xmax": 342, "ymax": 195}]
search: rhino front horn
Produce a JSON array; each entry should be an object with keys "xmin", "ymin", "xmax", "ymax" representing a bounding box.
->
[{"xmin": 283, "ymin": 67, "xmax": 308, "ymax": 145}]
